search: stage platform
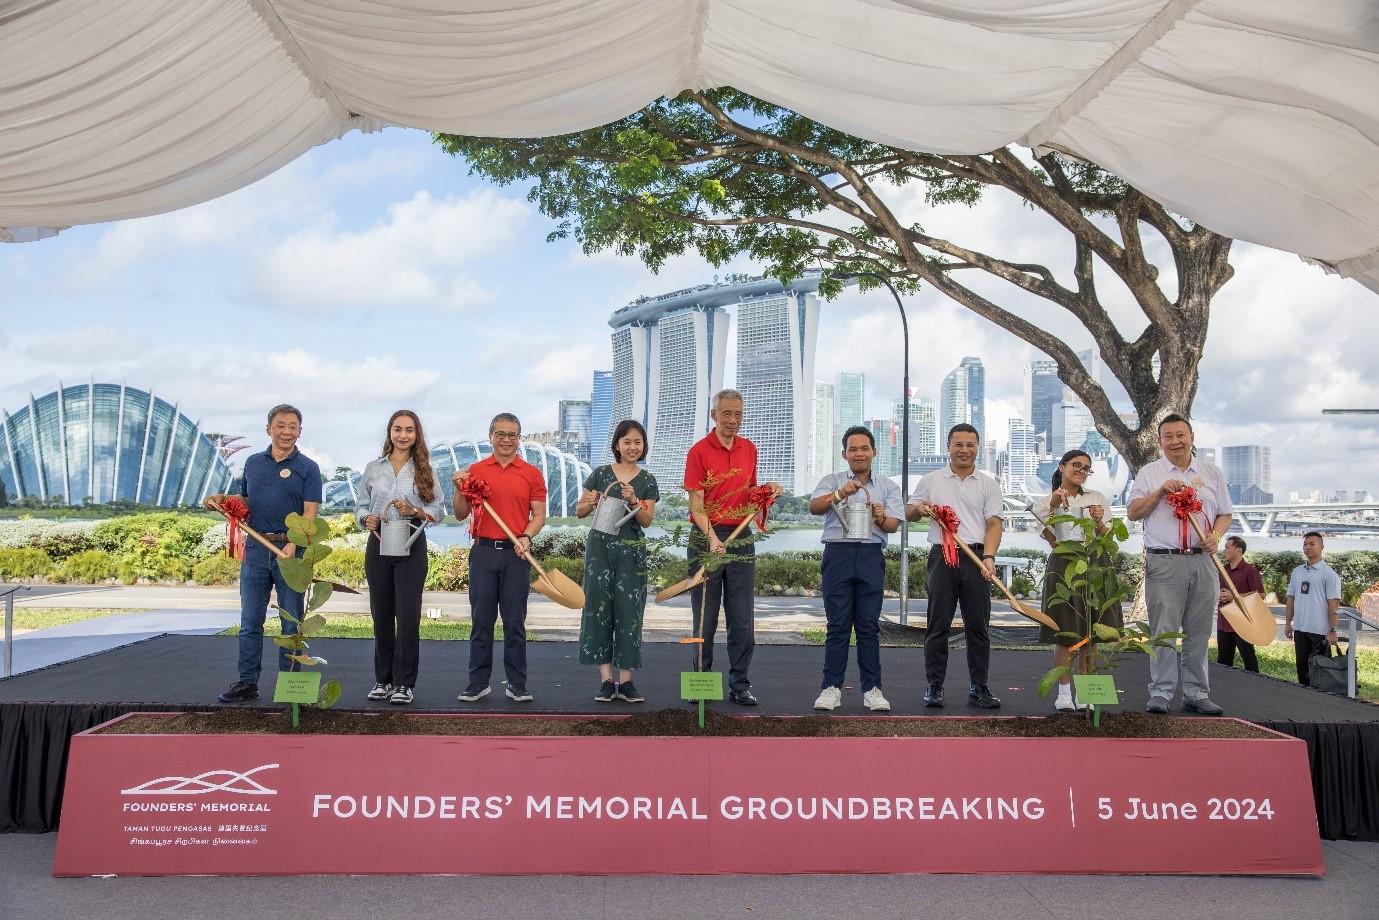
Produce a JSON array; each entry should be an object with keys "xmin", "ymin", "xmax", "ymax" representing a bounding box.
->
[{"xmin": 3, "ymin": 635, "xmax": 1377, "ymax": 839}]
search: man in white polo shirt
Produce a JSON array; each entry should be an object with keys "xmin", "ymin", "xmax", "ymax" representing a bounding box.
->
[
  {"xmin": 1127, "ymin": 414, "xmax": 1232, "ymax": 715},
  {"xmin": 1286, "ymin": 532, "xmax": 1341, "ymax": 687},
  {"xmin": 906, "ymin": 423, "xmax": 1003, "ymax": 710}
]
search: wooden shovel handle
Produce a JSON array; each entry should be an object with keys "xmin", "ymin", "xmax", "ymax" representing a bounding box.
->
[
  {"xmin": 1185, "ymin": 516, "xmax": 1247, "ymax": 610},
  {"xmin": 480, "ymin": 499, "xmax": 547, "ymax": 578},
  {"xmin": 208, "ymin": 498, "xmax": 289, "ymax": 559},
  {"xmin": 952, "ymin": 535, "xmax": 1019, "ymax": 608}
]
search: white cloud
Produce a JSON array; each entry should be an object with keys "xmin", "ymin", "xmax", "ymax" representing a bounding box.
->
[{"xmin": 253, "ymin": 190, "xmax": 528, "ymax": 310}]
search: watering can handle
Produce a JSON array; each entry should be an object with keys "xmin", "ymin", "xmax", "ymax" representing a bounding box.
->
[
  {"xmin": 603, "ymin": 480, "xmax": 641, "ymax": 526},
  {"xmin": 830, "ymin": 478, "xmax": 874, "ymax": 534}
]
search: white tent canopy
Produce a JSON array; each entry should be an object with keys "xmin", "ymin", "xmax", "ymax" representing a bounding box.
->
[{"xmin": 3, "ymin": 0, "xmax": 1378, "ymax": 293}]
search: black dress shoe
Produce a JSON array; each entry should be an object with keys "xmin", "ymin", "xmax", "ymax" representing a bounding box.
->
[
  {"xmin": 968, "ymin": 684, "xmax": 1001, "ymax": 709},
  {"xmin": 923, "ymin": 684, "xmax": 944, "ymax": 708},
  {"xmin": 728, "ymin": 688, "xmax": 759, "ymax": 706},
  {"xmin": 217, "ymin": 681, "xmax": 259, "ymax": 703}
]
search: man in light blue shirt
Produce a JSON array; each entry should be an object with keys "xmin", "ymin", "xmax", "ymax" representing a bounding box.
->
[
  {"xmin": 1127, "ymin": 414, "xmax": 1232, "ymax": 715},
  {"xmin": 1286, "ymin": 532, "xmax": 1342, "ymax": 687},
  {"xmin": 809, "ymin": 426, "xmax": 904, "ymax": 712}
]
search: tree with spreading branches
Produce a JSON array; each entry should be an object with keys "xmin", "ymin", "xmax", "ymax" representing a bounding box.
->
[{"xmin": 435, "ymin": 89, "xmax": 1235, "ymax": 472}]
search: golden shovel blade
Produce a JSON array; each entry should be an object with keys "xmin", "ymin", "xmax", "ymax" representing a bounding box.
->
[
  {"xmin": 655, "ymin": 569, "xmax": 707, "ymax": 604},
  {"xmin": 1220, "ymin": 591, "xmax": 1277, "ymax": 647},
  {"xmin": 532, "ymin": 567, "xmax": 585, "ymax": 610},
  {"xmin": 1010, "ymin": 598, "xmax": 1060, "ymax": 632}
]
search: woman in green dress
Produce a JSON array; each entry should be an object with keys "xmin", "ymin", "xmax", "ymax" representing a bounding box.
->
[{"xmin": 574, "ymin": 419, "xmax": 659, "ymax": 703}]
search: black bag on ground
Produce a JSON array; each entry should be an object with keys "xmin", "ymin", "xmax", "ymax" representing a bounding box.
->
[{"xmin": 1308, "ymin": 643, "xmax": 1349, "ymax": 695}]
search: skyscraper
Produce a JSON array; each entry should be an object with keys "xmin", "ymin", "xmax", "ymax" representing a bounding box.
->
[
  {"xmin": 1006, "ymin": 417, "xmax": 1039, "ymax": 495},
  {"xmin": 866, "ymin": 418, "xmax": 898, "ymax": 478},
  {"xmin": 1026, "ymin": 359, "xmax": 1061, "ymax": 456},
  {"xmin": 892, "ymin": 394, "xmax": 936, "ymax": 459},
  {"xmin": 557, "ymin": 399, "xmax": 592, "ymax": 462},
  {"xmin": 1051, "ymin": 400, "xmax": 1094, "ymax": 456},
  {"xmin": 1222, "ymin": 445, "xmax": 1273, "ymax": 503},
  {"xmin": 736, "ymin": 281, "xmax": 821, "ymax": 495},
  {"xmin": 609, "ymin": 273, "xmax": 823, "ymax": 494},
  {"xmin": 588, "ymin": 370, "xmax": 613, "ymax": 464},
  {"xmin": 940, "ymin": 356, "xmax": 985, "ymax": 441},
  {"xmin": 609, "ymin": 303, "xmax": 728, "ymax": 493},
  {"xmin": 837, "ymin": 372, "xmax": 865, "ymax": 433},
  {"xmin": 810, "ymin": 380, "xmax": 837, "ymax": 482}
]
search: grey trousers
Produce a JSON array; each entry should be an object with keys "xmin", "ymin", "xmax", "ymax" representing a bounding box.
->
[{"xmin": 1144, "ymin": 552, "xmax": 1217, "ymax": 701}]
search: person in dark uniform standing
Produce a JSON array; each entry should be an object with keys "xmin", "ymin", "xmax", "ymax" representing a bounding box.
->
[
  {"xmin": 209, "ymin": 404, "xmax": 323, "ymax": 703},
  {"xmin": 906, "ymin": 423, "xmax": 1003, "ymax": 710}
]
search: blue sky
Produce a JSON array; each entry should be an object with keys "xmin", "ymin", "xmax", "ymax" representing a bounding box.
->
[{"xmin": 3, "ymin": 126, "xmax": 1377, "ymax": 497}]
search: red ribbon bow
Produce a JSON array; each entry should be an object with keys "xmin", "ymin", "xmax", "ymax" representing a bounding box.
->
[
  {"xmin": 931, "ymin": 504, "xmax": 961, "ymax": 568},
  {"xmin": 1166, "ymin": 486, "xmax": 1208, "ymax": 551},
  {"xmin": 748, "ymin": 486, "xmax": 777, "ymax": 532},
  {"xmin": 458, "ymin": 477, "xmax": 493, "ymax": 537},
  {"xmin": 219, "ymin": 496, "xmax": 249, "ymax": 561}
]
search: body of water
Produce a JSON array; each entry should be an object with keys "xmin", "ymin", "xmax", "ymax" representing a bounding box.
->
[{"xmin": 425, "ymin": 523, "xmax": 1379, "ymax": 556}]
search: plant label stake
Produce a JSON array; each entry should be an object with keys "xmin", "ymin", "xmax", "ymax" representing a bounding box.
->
[
  {"xmin": 681, "ymin": 672, "xmax": 724, "ymax": 729},
  {"xmin": 274, "ymin": 671, "xmax": 322, "ymax": 728},
  {"xmin": 1072, "ymin": 674, "xmax": 1118, "ymax": 728}
]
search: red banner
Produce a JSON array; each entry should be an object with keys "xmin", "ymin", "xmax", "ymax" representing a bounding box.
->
[{"xmin": 53, "ymin": 714, "xmax": 1323, "ymax": 877}]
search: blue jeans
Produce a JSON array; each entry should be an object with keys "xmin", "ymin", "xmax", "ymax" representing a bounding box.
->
[
  {"xmin": 236, "ymin": 543, "xmax": 304, "ymax": 685},
  {"xmin": 820, "ymin": 542, "xmax": 885, "ymax": 692}
]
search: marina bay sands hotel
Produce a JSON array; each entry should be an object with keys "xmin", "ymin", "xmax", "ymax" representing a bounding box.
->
[{"xmin": 609, "ymin": 272, "xmax": 823, "ymax": 496}]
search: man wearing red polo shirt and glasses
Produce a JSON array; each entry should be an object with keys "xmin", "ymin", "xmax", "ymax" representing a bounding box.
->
[
  {"xmin": 685, "ymin": 389, "xmax": 782, "ymax": 706},
  {"xmin": 452, "ymin": 413, "xmax": 547, "ymax": 704}
]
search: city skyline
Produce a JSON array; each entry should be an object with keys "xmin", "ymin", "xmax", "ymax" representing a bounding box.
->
[{"xmin": 5, "ymin": 128, "xmax": 1376, "ymax": 499}]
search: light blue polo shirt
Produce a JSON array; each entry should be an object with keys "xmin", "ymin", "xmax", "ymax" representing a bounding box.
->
[
  {"xmin": 812, "ymin": 472, "xmax": 905, "ymax": 545},
  {"xmin": 1288, "ymin": 561, "xmax": 1341, "ymax": 635}
]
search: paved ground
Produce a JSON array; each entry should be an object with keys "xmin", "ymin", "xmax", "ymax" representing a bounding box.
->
[{"xmin": 4, "ymin": 832, "xmax": 1377, "ymax": 920}]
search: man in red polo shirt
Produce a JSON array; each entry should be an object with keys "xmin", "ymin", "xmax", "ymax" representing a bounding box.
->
[
  {"xmin": 451, "ymin": 413, "xmax": 547, "ymax": 703},
  {"xmin": 684, "ymin": 389, "xmax": 781, "ymax": 706}
]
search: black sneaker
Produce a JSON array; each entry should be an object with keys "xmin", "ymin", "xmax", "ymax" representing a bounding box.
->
[
  {"xmin": 506, "ymin": 685, "xmax": 534, "ymax": 702},
  {"xmin": 367, "ymin": 682, "xmax": 393, "ymax": 701},
  {"xmin": 594, "ymin": 680, "xmax": 616, "ymax": 702},
  {"xmin": 217, "ymin": 681, "xmax": 259, "ymax": 703},
  {"xmin": 728, "ymin": 688, "xmax": 758, "ymax": 706},
  {"xmin": 615, "ymin": 681, "xmax": 645, "ymax": 703},
  {"xmin": 968, "ymin": 684, "xmax": 1002, "ymax": 709},
  {"xmin": 923, "ymin": 684, "xmax": 944, "ymax": 708},
  {"xmin": 457, "ymin": 684, "xmax": 491, "ymax": 702}
]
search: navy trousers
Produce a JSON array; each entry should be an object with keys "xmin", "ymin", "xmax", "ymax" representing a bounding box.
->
[
  {"xmin": 467, "ymin": 543, "xmax": 530, "ymax": 688},
  {"xmin": 820, "ymin": 541, "xmax": 885, "ymax": 692}
]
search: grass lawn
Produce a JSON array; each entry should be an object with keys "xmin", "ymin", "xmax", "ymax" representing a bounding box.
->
[
  {"xmin": 7, "ymin": 607, "xmax": 138, "ymax": 630},
  {"xmin": 798, "ymin": 628, "xmax": 1379, "ymax": 702},
  {"xmin": 218, "ymin": 616, "xmax": 525, "ymax": 641}
]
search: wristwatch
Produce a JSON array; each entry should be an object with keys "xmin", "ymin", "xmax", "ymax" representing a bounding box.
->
[{"xmin": 981, "ymin": 554, "xmax": 995, "ymax": 561}]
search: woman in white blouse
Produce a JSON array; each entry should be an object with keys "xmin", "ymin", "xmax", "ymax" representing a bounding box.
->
[
  {"xmin": 355, "ymin": 410, "xmax": 446, "ymax": 705},
  {"xmin": 1033, "ymin": 449, "xmax": 1122, "ymax": 711}
]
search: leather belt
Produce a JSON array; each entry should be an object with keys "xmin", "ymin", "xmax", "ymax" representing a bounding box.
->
[
  {"xmin": 260, "ymin": 532, "xmax": 289, "ymax": 544},
  {"xmin": 475, "ymin": 537, "xmax": 517, "ymax": 549},
  {"xmin": 1146, "ymin": 547, "xmax": 1204, "ymax": 555}
]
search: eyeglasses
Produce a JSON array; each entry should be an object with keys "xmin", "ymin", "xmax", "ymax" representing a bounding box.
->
[
  {"xmin": 490, "ymin": 431, "xmax": 520, "ymax": 441},
  {"xmin": 1066, "ymin": 462, "xmax": 1093, "ymax": 473}
]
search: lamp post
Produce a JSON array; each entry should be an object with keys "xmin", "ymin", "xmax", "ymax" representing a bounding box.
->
[{"xmin": 851, "ymin": 273, "xmax": 914, "ymax": 624}]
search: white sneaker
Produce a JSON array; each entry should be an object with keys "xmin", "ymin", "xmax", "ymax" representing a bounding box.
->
[
  {"xmin": 1055, "ymin": 687, "xmax": 1076, "ymax": 711},
  {"xmin": 863, "ymin": 688, "xmax": 891, "ymax": 712},
  {"xmin": 813, "ymin": 686, "xmax": 842, "ymax": 711},
  {"xmin": 367, "ymin": 683, "xmax": 393, "ymax": 701}
]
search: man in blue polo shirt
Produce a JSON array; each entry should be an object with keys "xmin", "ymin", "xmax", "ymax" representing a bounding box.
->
[
  {"xmin": 206, "ymin": 404, "xmax": 323, "ymax": 703},
  {"xmin": 1286, "ymin": 532, "xmax": 1342, "ymax": 687}
]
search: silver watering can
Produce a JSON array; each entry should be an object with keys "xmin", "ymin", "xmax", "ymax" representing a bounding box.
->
[
  {"xmin": 590, "ymin": 480, "xmax": 640, "ymax": 536},
  {"xmin": 833, "ymin": 481, "xmax": 875, "ymax": 540},
  {"xmin": 377, "ymin": 505, "xmax": 426, "ymax": 556}
]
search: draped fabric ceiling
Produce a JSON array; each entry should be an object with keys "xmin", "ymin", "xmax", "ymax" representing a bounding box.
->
[{"xmin": 3, "ymin": 0, "xmax": 1378, "ymax": 293}]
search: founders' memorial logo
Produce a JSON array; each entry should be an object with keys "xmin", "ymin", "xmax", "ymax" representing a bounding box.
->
[{"xmin": 120, "ymin": 764, "xmax": 280, "ymax": 797}]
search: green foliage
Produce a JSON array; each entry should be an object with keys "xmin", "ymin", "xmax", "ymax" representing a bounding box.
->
[
  {"xmin": 325, "ymin": 513, "xmax": 361, "ymax": 539},
  {"xmin": 93, "ymin": 513, "xmax": 214, "ymax": 582},
  {"xmin": 1036, "ymin": 514, "xmax": 1179, "ymax": 727},
  {"xmin": 312, "ymin": 548, "xmax": 365, "ymax": 589},
  {"xmin": 56, "ymin": 549, "xmax": 116, "ymax": 584},
  {"xmin": 271, "ymin": 512, "xmax": 342, "ymax": 720},
  {"xmin": 425, "ymin": 547, "xmax": 470, "ymax": 591},
  {"xmin": 192, "ymin": 553, "xmax": 241, "ymax": 586},
  {"xmin": 754, "ymin": 554, "xmax": 822, "ymax": 592},
  {"xmin": 541, "ymin": 556, "xmax": 584, "ymax": 585},
  {"xmin": 0, "ymin": 547, "xmax": 55, "ymax": 579}
]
